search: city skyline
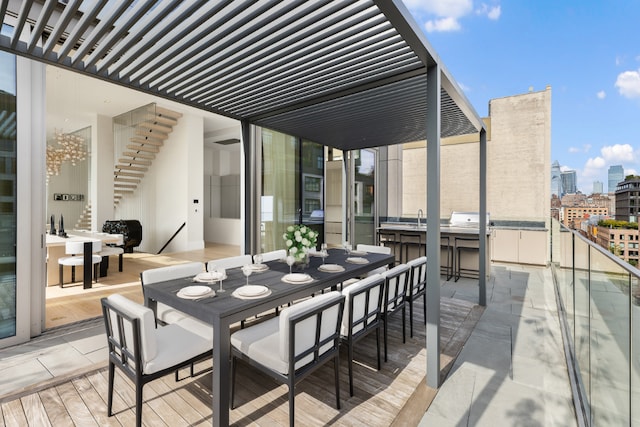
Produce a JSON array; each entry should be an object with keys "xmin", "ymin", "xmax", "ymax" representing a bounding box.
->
[{"xmin": 404, "ymin": 1, "xmax": 640, "ymax": 194}]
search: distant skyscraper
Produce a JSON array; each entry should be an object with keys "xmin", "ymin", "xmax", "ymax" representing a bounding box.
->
[
  {"xmin": 561, "ymin": 170, "xmax": 577, "ymax": 195},
  {"xmin": 608, "ymin": 165, "xmax": 624, "ymax": 193},
  {"xmin": 551, "ymin": 161, "xmax": 562, "ymax": 197},
  {"xmin": 593, "ymin": 181, "xmax": 603, "ymax": 194}
]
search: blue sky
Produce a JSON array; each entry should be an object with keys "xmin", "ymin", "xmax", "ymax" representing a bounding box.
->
[{"xmin": 403, "ymin": 0, "xmax": 640, "ymax": 194}]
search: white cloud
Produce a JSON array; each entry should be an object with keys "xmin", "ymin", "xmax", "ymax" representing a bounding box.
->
[
  {"xmin": 477, "ymin": 4, "xmax": 501, "ymax": 20},
  {"xmin": 404, "ymin": 0, "xmax": 473, "ymax": 18},
  {"xmin": 615, "ymin": 69, "xmax": 640, "ymax": 98},
  {"xmin": 601, "ymin": 144, "xmax": 635, "ymax": 163},
  {"xmin": 568, "ymin": 144, "xmax": 591, "ymax": 154},
  {"xmin": 627, "ymin": 168, "xmax": 638, "ymax": 176},
  {"xmin": 404, "ymin": 0, "xmax": 499, "ymax": 32},
  {"xmin": 425, "ymin": 17, "xmax": 461, "ymax": 32},
  {"xmin": 596, "ymin": 90, "xmax": 606, "ymax": 99}
]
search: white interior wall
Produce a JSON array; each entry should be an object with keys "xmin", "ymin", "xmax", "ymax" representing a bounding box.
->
[{"xmin": 92, "ymin": 114, "xmax": 114, "ymax": 231}]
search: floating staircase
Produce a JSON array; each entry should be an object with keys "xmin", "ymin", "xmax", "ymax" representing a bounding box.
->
[
  {"xmin": 74, "ymin": 203, "xmax": 92, "ymax": 230},
  {"xmin": 114, "ymin": 106, "xmax": 182, "ymax": 204}
]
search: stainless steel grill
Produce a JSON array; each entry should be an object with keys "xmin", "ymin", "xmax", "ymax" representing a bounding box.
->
[{"xmin": 449, "ymin": 212, "xmax": 490, "ymax": 228}]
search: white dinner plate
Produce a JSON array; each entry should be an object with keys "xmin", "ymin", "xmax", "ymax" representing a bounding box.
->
[
  {"xmin": 248, "ymin": 263, "xmax": 269, "ymax": 272},
  {"xmin": 348, "ymin": 250, "xmax": 368, "ymax": 256},
  {"xmin": 179, "ymin": 285, "xmax": 212, "ymax": 297},
  {"xmin": 318, "ymin": 264, "xmax": 344, "ymax": 273},
  {"xmin": 236, "ymin": 285, "xmax": 269, "ymax": 297},
  {"xmin": 284, "ymin": 273, "xmax": 311, "ymax": 282},
  {"xmin": 194, "ymin": 272, "xmax": 225, "ymax": 282},
  {"xmin": 346, "ymin": 257, "xmax": 369, "ymax": 264}
]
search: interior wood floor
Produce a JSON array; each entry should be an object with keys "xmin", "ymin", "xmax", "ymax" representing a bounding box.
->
[
  {"xmin": 5, "ymin": 293, "xmax": 483, "ymax": 426},
  {"xmin": 45, "ymin": 243, "xmax": 240, "ymax": 329}
]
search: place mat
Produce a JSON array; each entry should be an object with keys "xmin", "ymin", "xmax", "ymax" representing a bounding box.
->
[
  {"xmin": 318, "ymin": 264, "xmax": 345, "ymax": 273},
  {"xmin": 346, "ymin": 257, "xmax": 369, "ymax": 265},
  {"xmin": 247, "ymin": 263, "xmax": 269, "ymax": 272},
  {"xmin": 193, "ymin": 272, "xmax": 225, "ymax": 283},
  {"xmin": 281, "ymin": 273, "xmax": 314, "ymax": 284},
  {"xmin": 177, "ymin": 286, "xmax": 215, "ymax": 299},
  {"xmin": 232, "ymin": 286, "xmax": 272, "ymax": 300}
]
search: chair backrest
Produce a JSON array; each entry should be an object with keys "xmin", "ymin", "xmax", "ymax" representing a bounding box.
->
[
  {"xmin": 279, "ymin": 291, "xmax": 345, "ymax": 372},
  {"xmin": 381, "ymin": 264, "xmax": 410, "ymax": 313},
  {"xmin": 356, "ymin": 244, "xmax": 391, "ymax": 255},
  {"xmin": 341, "ymin": 274, "xmax": 384, "ymax": 338},
  {"xmin": 257, "ymin": 249, "xmax": 287, "ymax": 263},
  {"xmin": 66, "ymin": 239, "xmax": 101, "ymax": 255},
  {"xmin": 140, "ymin": 262, "xmax": 204, "ymax": 285},
  {"xmin": 407, "ymin": 256, "xmax": 427, "ymax": 297},
  {"xmin": 101, "ymin": 294, "xmax": 157, "ymax": 376},
  {"xmin": 207, "ymin": 254, "xmax": 253, "ymax": 271}
]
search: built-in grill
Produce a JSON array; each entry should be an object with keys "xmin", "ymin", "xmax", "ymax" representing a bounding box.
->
[{"xmin": 449, "ymin": 211, "xmax": 490, "ymax": 228}]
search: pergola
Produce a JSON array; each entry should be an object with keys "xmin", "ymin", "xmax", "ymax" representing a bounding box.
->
[{"xmin": 0, "ymin": 0, "xmax": 487, "ymax": 406}]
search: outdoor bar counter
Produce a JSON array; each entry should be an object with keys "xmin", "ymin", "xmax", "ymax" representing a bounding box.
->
[{"xmin": 377, "ymin": 222, "xmax": 491, "ymax": 281}]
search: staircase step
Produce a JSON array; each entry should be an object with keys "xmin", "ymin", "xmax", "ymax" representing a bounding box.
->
[
  {"xmin": 153, "ymin": 105, "xmax": 183, "ymax": 120},
  {"xmin": 139, "ymin": 122, "xmax": 172, "ymax": 135},
  {"xmin": 114, "ymin": 171, "xmax": 144, "ymax": 178},
  {"xmin": 127, "ymin": 144, "xmax": 159, "ymax": 153},
  {"xmin": 148, "ymin": 114, "xmax": 178, "ymax": 127},
  {"xmin": 114, "ymin": 188, "xmax": 135, "ymax": 194},
  {"xmin": 118, "ymin": 158, "xmax": 152, "ymax": 166},
  {"xmin": 131, "ymin": 135, "xmax": 164, "ymax": 146},
  {"xmin": 123, "ymin": 151, "xmax": 155, "ymax": 160},
  {"xmin": 115, "ymin": 184, "xmax": 137, "ymax": 189},
  {"xmin": 114, "ymin": 177, "xmax": 141, "ymax": 183},
  {"xmin": 115, "ymin": 164, "xmax": 148, "ymax": 172},
  {"xmin": 135, "ymin": 128, "xmax": 168, "ymax": 141}
]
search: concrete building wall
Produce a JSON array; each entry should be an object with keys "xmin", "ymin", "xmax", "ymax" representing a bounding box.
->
[{"xmin": 401, "ymin": 87, "xmax": 552, "ymax": 223}]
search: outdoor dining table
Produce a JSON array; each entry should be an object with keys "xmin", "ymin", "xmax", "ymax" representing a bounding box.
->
[{"xmin": 143, "ymin": 248, "xmax": 395, "ymax": 427}]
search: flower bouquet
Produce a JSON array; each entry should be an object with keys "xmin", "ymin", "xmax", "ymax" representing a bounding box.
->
[{"xmin": 283, "ymin": 224, "xmax": 317, "ymax": 263}]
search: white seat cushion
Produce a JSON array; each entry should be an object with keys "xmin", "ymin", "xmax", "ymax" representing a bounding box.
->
[
  {"xmin": 59, "ymin": 254, "xmax": 102, "ymax": 266},
  {"xmin": 107, "ymin": 294, "xmax": 157, "ymax": 364},
  {"xmin": 175, "ymin": 316, "xmax": 214, "ymax": 342},
  {"xmin": 145, "ymin": 323, "xmax": 212, "ymax": 375},
  {"xmin": 340, "ymin": 274, "xmax": 382, "ymax": 337},
  {"xmin": 231, "ymin": 317, "xmax": 284, "ymax": 373},
  {"xmin": 99, "ymin": 246, "xmax": 124, "ymax": 256}
]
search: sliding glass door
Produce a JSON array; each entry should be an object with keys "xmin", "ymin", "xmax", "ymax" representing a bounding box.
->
[
  {"xmin": 259, "ymin": 129, "xmax": 324, "ymax": 253},
  {"xmin": 351, "ymin": 148, "xmax": 377, "ymax": 246},
  {"xmin": 0, "ymin": 50, "xmax": 17, "ymax": 340}
]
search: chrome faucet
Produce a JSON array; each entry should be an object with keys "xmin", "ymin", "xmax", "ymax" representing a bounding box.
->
[{"xmin": 417, "ymin": 209, "xmax": 424, "ymax": 227}]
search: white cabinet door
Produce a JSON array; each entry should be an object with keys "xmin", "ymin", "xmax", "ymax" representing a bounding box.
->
[{"xmin": 491, "ymin": 229, "xmax": 519, "ymax": 263}]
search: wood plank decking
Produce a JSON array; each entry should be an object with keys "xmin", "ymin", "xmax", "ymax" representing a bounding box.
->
[{"xmin": 1, "ymin": 295, "xmax": 482, "ymax": 426}]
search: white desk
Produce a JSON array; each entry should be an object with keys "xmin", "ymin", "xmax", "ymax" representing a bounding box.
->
[{"xmin": 46, "ymin": 232, "xmax": 123, "ymax": 287}]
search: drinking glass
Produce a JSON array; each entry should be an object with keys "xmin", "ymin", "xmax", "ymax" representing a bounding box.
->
[
  {"xmin": 241, "ymin": 264, "xmax": 252, "ymax": 286},
  {"xmin": 320, "ymin": 243, "xmax": 328, "ymax": 264},
  {"xmin": 217, "ymin": 267, "xmax": 226, "ymax": 292},
  {"xmin": 254, "ymin": 254, "xmax": 263, "ymax": 265},
  {"xmin": 286, "ymin": 255, "xmax": 295, "ymax": 274}
]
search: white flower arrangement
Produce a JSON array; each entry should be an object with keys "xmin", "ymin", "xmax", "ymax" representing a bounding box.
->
[{"xmin": 282, "ymin": 224, "xmax": 317, "ymax": 261}]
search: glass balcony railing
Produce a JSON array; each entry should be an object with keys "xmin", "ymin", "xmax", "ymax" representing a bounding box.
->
[{"xmin": 551, "ymin": 218, "xmax": 640, "ymax": 425}]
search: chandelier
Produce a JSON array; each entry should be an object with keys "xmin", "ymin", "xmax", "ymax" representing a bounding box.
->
[{"xmin": 46, "ymin": 129, "xmax": 87, "ymax": 181}]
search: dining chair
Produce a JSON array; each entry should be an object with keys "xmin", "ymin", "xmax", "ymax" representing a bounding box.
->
[
  {"xmin": 340, "ymin": 274, "xmax": 385, "ymax": 396},
  {"xmin": 140, "ymin": 262, "xmax": 205, "ymax": 325},
  {"xmin": 380, "ymin": 263, "xmax": 410, "ymax": 362},
  {"xmin": 356, "ymin": 244, "xmax": 392, "ymax": 276},
  {"xmin": 230, "ymin": 291, "xmax": 345, "ymax": 427},
  {"xmin": 256, "ymin": 249, "xmax": 286, "ymax": 263},
  {"xmin": 97, "ymin": 233, "xmax": 125, "ymax": 273},
  {"xmin": 101, "ymin": 294, "xmax": 212, "ymax": 427},
  {"xmin": 58, "ymin": 240, "xmax": 102, "ymax": 288},
  {"xmin": 207, "ymin": 254, "xmax": 253, "ymax": 272},
  {"xmin": 406, "ymin": 256, "xmax": 427, "ymax": 338}
]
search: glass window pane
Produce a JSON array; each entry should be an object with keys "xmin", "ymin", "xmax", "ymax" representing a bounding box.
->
[{"xmin": 0, "ymin": 50, "xmax": 16, "ymax": 340}]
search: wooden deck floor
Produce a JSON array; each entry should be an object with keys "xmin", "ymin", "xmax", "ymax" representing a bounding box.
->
[{"xmin": 2, "ymin": 295, "xmax": 482, "ymax": 426}]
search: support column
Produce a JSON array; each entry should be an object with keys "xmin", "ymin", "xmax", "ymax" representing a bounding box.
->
[
  {"xmin": 479, "ymin": 128, "xmax": 487, "ymax": 306},
  {"xmin": 426, "ymin": 65, "xmax": 441, "ymax": 388},
  {"xmin": 241, "ymin": 120, "xmax": 253, "ymax": 255}
]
